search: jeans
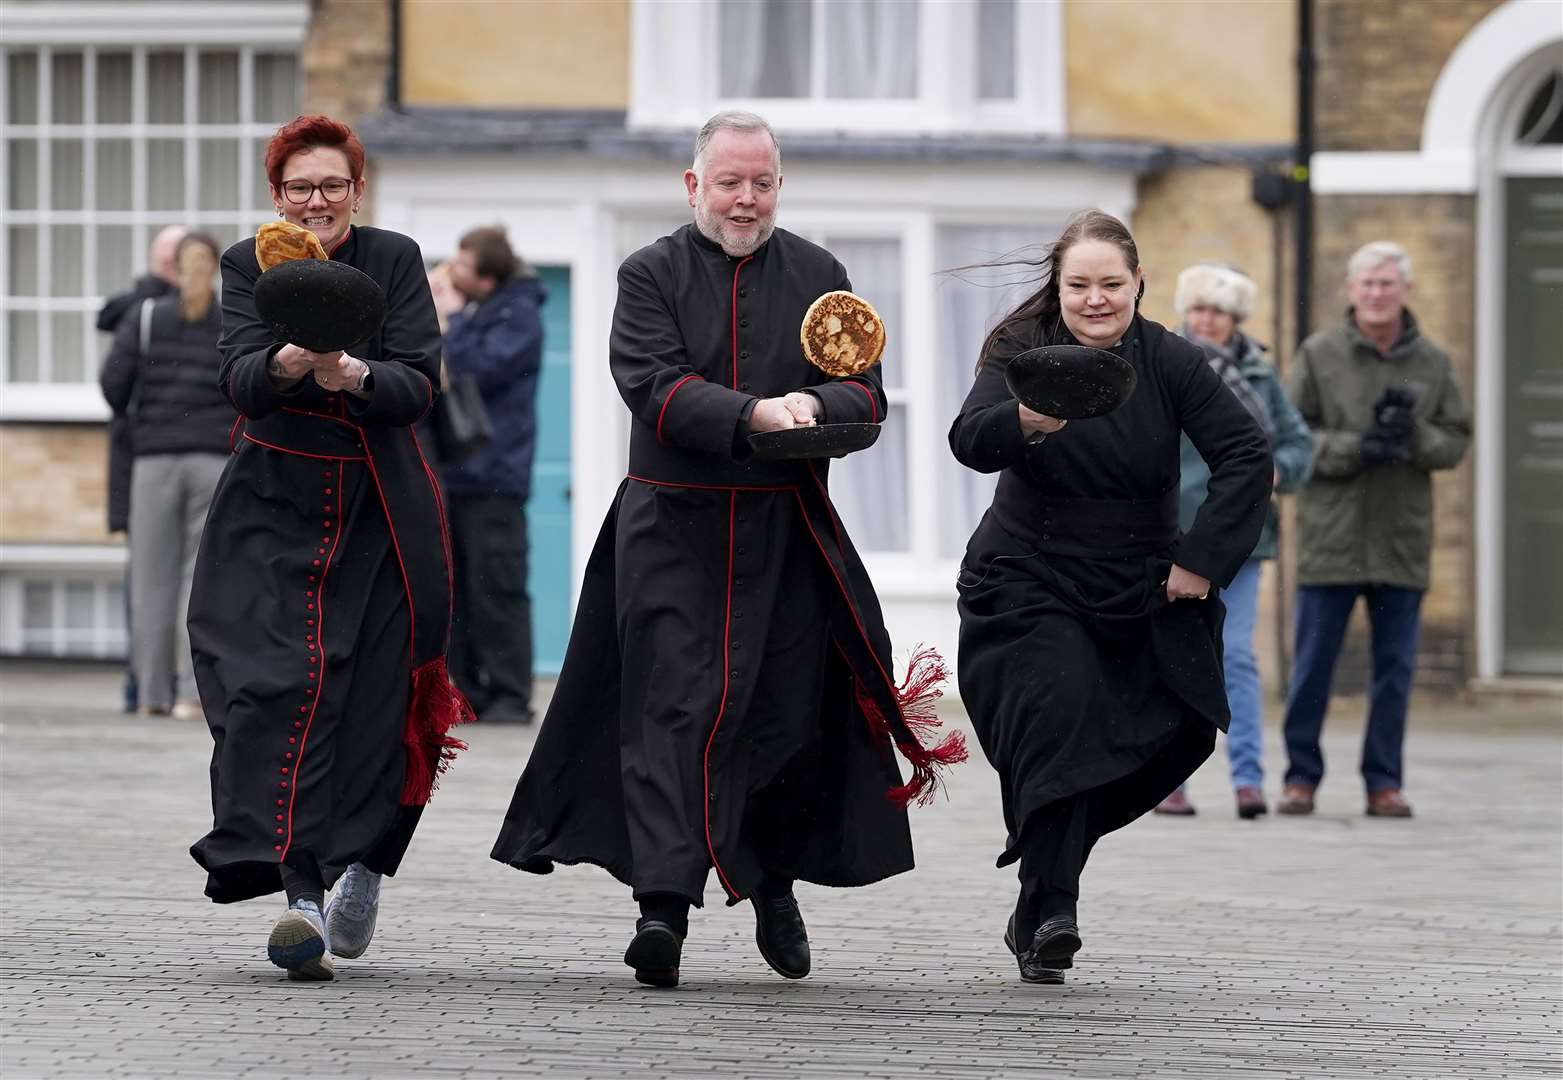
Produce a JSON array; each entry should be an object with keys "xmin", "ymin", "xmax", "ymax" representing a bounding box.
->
[
  {"xmin": 1283, "ymin": 584, "xmax": 1424, "ymax": 793},
  {"xmin": 1220, "ymin": 558, "xmax": 1264, "ymax": 789}
]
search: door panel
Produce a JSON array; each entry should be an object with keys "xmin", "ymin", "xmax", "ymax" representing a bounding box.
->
[{"xmin": 528, "ymin": 265, "xmax": 572, "ymax": 676}]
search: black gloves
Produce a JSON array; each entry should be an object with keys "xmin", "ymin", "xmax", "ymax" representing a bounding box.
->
[{"xmin": 1361, "ymin": 385, "xmax": 1418, "ymax": 466}]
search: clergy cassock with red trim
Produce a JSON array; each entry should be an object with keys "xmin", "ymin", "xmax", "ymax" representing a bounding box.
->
[
  {"xmin": 188, "ymin": 226, "xmax": 470, "ymax": 904},
  {"xmin": 491, "ymin": 224, "xmax": 964, "ymax": 906}
]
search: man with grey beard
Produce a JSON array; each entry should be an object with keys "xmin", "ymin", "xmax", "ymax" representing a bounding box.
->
[{"xmin": 492, "ymin": 111, "xmax": 961, "ymax": 988}]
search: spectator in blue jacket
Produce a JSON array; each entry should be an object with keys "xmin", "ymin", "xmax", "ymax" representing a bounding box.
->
[
  {"xmin": 438, "ymin": 226, "xmax": 547, "ymax": 724},
  {"xmin": 1155, "ymin": 263, "xmax": 1314, "ymax": 819}
]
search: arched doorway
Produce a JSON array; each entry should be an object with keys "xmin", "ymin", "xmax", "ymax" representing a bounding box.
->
[{"xmin": 1477, "ymin": 45, "xmax": 1563, "ymax": 679}]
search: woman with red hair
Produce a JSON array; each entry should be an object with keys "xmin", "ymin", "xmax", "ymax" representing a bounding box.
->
[{"xmin": 187, "ymin": 115, "xmax": 470, "ymax": 981}]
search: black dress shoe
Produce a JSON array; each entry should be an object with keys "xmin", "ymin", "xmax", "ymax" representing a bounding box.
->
[
  {"xmin": 624, "ymin": 919, "xmax": 683, "ymax": 988},
  {"xmin": 753, "ymin": 891, "xmax": 810, "ymax": 979},
  {"xmin": 1030, "ymin": 915, "xmax": 1082, "ymax": 969},
  {"xmin": 1004, "ymin": 915, "xmax": 1065, "ymax": 985}
]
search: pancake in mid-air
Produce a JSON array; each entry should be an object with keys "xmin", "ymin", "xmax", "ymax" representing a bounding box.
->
[
  {"xmin": 254, "ymin": 220, "xmax": 329, "ymax": 271},
  {"xmin": 800, "ymin": 291, "xmax": 885, "ymax": 376}
]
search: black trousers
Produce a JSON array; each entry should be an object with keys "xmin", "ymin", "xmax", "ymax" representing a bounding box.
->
[
  {"xmin": 1014, "ymin": 794, "xmax": 1099, "ymax": 944},
  {"xmin": 447, "ymin": 493, "xmax": 533, "ymax": 720}
]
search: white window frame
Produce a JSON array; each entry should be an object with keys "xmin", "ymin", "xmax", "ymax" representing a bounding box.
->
[
  {"xmin": 0, "ymin": 1, "xmax": 307, "ymax": 422},
  {"xmin": 0, "ymin": 543, "xmax": 129, "ymax": 658},
  {"xmin": 629, "ymin": 0, "xmax": 1064, "ymax": 137}
]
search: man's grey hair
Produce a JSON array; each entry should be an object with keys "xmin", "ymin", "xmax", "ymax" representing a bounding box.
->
[
  {"xmin": 1347, "ymin": 240, "xmax": 1413, "ymax": 284},
  {"xmin": 692, "ymin": 110, "xmax": 781, "ymax": 176}
]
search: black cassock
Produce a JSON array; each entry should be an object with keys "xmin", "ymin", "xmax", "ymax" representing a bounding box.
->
[
  {"xmin": 492, "ymin": 225, "xmax": 963, "ymax": 906},
  {"xmin": 951, "ymin": 316, "xmax": 1271, "ymax": 884},
  {"xmin": 189, "ymin": 226, "xmax": 470, "ymax": 904}
]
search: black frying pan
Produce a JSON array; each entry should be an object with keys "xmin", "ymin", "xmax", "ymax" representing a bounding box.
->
[
  {"xmin": 748, "ymin": 422, "xmax": 881, "ymax": 461},
  {"xmin": 253, "ymin": 259, "xmax": 387, "ymax": 353},
  {"xmin": 1004, "ymin": 344, "xmax": 1137, "ymax": 420}
]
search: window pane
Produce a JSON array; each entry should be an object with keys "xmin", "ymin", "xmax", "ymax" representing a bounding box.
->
[
  {"xmin": 6, "ymin": 138, "xmax": 38, "ymax": 209},
  {"xmin": 8, "ymin": 312, "xmax": 41, "ymax": 380},
  {"xmin": 822, "ymin": 236, "xmax": 903, "ymax": 389},
  {"xmin": 51, "ymin": 139, "xmax": 85, "ymax": 209},
  {"xmin": 1516, "ymin": 73, "xmax": 1563, "ymax": 145},
  {"xmin": 51, "ymin": 312, "xmax": 86, "ymax": 382},
  {"xmin": 207, "ymin": 221, "xmax": 243, "ymax": 253},
  {"xmin": 198, "ymin": 139, "xmax": 240, "ymax": 210},
  {"xmin": 97, "ymin": 225, "xmax": 134, "ymax": 295},
  {"xmin": 8, "ymin": 224, "xmax": 39, "ymax": 295},
  {"xmin": 64, "ymin": 581, "xmax": 94, "ymax": 629},
  {"xmin": 251, "ymin": 137, "xmax": 274, "ymax": 210},
  {"xmin": 147, "ymin": 51, "xmax": 184, "ymax": 123},
  {"xmin": 106, "ymin": 582, "xmax": 126, "ymax": 632},
  {"xmin": 934, "ymin": 224, "xmax": 1056, "ymax": 557},
  {"xmin": 254, "ymin": 53, "xmax": 299, "ymax": 123},
  {"xmin": 96, "ymin": 138, "xmax": 133, "ymax": 210},
  {"xmin": 824, "ymin": 0, "xmax": 918, "ymax": 99},
  {"xmin": 7, "ymin": 51, "xmax": 39, "ymax": 124},
  {"xmin": 198, "ymin": 51, "xmax": 239, "ymax": 123},
  {"xmin": 23, "ymin": 581, "xmax": 52, "ymax": 630},
  {"xmin": 51, "ymin": 50, "xmax": 84, "ymax": 123},
  {"xmin": 831, "ymin": 402, "xmax": 910, "ymax": 552},
  {"xmin": 96, "ymin": 52, "xmax": 133, "ymax": 123},
  {"xmin": 50, "ymin": 225, "xmax": 84, "ymax": 296},
  {"xmin": 976, "ymin": 0, "xmax": 1016, "ymax": 100},
  {"xmin": 720, "ymin": 0, "xmax": 810, "ymax": 98},
  {"xmin": 146, "ymin": 139, "xmax": 185, "ymax": 211}
]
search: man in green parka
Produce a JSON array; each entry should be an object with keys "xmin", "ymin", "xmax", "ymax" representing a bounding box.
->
[{"xmin": 1279, "ymin": 241, "xmax": 1470, "ymax": 819}]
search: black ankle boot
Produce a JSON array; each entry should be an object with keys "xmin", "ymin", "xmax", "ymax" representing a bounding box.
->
[
  {"xmin": 753, "ymin": 885, "xmax": 810, "ymax": 979},
  {"xmin": 625, "ymin": 918, "xmax": 684, "ymax": 988}
]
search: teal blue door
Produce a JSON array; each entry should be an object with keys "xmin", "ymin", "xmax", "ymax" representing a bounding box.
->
[{"xmin": 528, "ymin": 266, "xmax": 571, "ymax": 676}]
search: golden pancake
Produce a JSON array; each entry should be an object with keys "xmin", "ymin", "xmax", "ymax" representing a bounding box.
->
[
  {"xmin": 255, "ymin": 221, "xmax": 329, "ymax": 272},
  {"xmin": 799, "ymin": 291, "xmax": 885, "ymax": 377}
]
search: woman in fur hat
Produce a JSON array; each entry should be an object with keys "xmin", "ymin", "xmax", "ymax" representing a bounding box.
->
[{"xmin": 1153, "ymin": 263, "xmax": 1314, "ymax": 820}]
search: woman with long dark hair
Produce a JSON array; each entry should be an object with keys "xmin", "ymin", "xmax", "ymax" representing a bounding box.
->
[
  {"xmin": 949, "ymin": 210, "xmax": 1272, "ymax": 983},
  {"xmin": 187, "ymin": 115, "xmax": 469, "ymax": 981}
]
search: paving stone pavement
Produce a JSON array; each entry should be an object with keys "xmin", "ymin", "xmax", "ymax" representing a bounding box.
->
[{"xmin": 1, "ymin": 664, "xmax": 1559, "ymax": 1079}]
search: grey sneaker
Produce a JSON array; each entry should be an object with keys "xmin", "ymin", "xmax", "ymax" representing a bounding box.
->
[
  {"xmin": 267, "ymin": 899, "xmax": 334, "ymax": 981},
  {"xmin": 325, "ymin": 863, "xmax": 381, "ymax": 959}
]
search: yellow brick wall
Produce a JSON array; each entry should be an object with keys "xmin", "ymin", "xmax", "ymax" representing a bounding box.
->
[
  {"xmin": 0, "ymin": 426, "xmax": 118, "ymax": 544},
  {"xmin": 1066, "ymin": 0, "xmax": 1294, "ymax": 144},
  {"xmin": 1133, "ymin": 166, "xmax": 1293, "ymax": 356},
  {"xmin": 305, "ymin": 0, "xmax": 393, "ymax": 122},
  {"xmin": 1314, "ymin": 0, "xmax": 1501, "ymax": 152},
  {"xmin": 401, "ymin": 0, "xmax": 631, "ymax": 109}
]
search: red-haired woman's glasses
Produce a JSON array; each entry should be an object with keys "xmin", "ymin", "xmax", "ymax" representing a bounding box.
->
[{"xmin": 281, "ymin": 178, "xmax": 354, "ymax": 204}]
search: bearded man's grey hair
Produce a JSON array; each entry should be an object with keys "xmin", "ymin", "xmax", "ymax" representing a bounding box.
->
[
  {"xmin": 1346, "ymin": 240, "xmax": 1413, "ymax": 284},
  {"xmin": 692, "ymin": 110, "xmax": 781, "ymax": 176}
]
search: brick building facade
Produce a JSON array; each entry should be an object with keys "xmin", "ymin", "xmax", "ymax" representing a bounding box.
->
[{"xmin": 2, "ymin": 0, "xmax": 1556, "ymax": 694}]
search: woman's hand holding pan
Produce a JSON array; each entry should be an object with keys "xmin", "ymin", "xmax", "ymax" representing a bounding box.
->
[{"xmin": 1018, "ymin": 403, "xmax": 1067, "ymax": 438}]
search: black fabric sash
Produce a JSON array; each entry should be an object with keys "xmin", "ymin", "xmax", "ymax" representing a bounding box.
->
[{"xmin": 990, "ymin": 474, "xmax": 1179, "ymax": 558}]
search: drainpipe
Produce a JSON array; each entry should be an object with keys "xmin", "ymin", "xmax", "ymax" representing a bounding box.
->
[
  {"xmin": 1294, "ymin": 0, "xmax": 1314, "ymax": 344},
  {"xmin": 385, "ymin": 0, "xmax": 403, "ymax": 112}
]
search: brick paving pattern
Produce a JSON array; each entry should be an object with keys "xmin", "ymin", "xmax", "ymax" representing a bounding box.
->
[{"xmin": 2, "ymin": 667, "xmax": 1559, "ymax": 1078}]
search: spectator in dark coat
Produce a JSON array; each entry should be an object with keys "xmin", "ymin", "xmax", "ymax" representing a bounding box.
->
[
  {"xmin": 97, "ymin": 225, "xmax": 185, "ymax": 713},
  {"xmin": 438, "ymin": 226, "xmax": 546, "ymax": 725},
  {"xmin": 99, "ymin": 232, "xmax": 234, "ymax": 719},
  {"xmin": 1279, "ymin": 241, "xmax": 1469, "ymax": 820}
]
